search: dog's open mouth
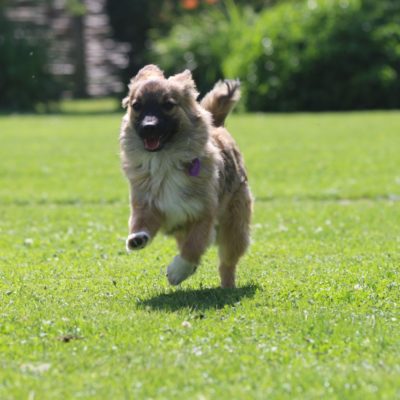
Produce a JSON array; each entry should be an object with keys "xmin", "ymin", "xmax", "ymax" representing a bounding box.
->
[{"xmin": 144, "ymin": 136, "xmax": 162, "ymax": 151}]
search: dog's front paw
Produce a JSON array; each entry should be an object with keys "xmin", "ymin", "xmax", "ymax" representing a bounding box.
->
[
  {"xmin": 167, "ymin": 255, "xmax": 197, "ymax": 285},
  {"xmin": 126, "ymin": 231, "xmax": 150, "ymax": 252}
]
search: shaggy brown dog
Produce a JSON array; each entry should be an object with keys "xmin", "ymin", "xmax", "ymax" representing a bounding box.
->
[{"xmin": 119, "ymin": 65, "xmax": 252, "ymax": 288}]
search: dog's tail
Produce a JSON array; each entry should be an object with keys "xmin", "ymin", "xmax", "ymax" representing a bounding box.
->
[{"xmin": 200, "ymin": 79, "xmax": 241, "ymax": 127}]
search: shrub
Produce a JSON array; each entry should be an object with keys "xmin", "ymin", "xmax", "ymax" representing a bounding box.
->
[
  {"xmin": 106, "ymin": 0, "xmax": 268, "ymax": 90},
  {"xmin": 151, "ymin": 0, "xmax": 400, "ymax": 111},
  {"xmin": 227, "ymin": 0, "xmax": 400, "ymax": 111},
  {"xmin": 151, "ymin": 2, "xmax": 261, "ymax": 96}
]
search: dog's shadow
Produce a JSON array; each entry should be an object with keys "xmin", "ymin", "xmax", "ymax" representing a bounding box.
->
[{"xmin": 139, "ymin": 284, "xmax": 258, "ymax": 312}]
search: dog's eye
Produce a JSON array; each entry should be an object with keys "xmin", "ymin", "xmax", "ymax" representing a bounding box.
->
[
  {"xmin": 163, "ymin": 100, "xmax": 176, "ymax": 111},
  {"xmin": 131, "ymin": 101, "xmax": 142, "ymax": 112}
]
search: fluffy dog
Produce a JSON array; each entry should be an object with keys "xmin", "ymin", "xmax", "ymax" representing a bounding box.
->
[{"xmin": 119, "ymin": 65, "xmax": 252, "ymax": 288}]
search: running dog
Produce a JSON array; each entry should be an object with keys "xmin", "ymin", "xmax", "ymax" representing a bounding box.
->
[{"xmin": 119, "ymin": 65, "xmax": 252, "ymax": 288}]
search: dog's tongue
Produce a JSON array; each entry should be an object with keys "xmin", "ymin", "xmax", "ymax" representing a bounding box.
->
[{"xmin": 144, "ymin": 137, "xmax": 161, "ymax": 151}]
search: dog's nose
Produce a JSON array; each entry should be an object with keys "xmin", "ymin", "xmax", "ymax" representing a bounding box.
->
[{"xmin": 141, "ymin": 115, "xmax": 159, "ymax": 132}]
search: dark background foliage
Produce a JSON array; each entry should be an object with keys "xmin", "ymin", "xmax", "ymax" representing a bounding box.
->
[
  {"xmin": 1, "ymin": 0, "xmax": 399, "ymax": 111},
  {"xmin": 0, "ymin": 4, "xmax": 60, "ymax": 111},
  {"xmin": 151, "ymin": 0, "xmax": 400, "ymax": 111},
  {"xmin": 105, "ymin": 0, "xmax": 181, "ymax": 86},
  {"xmin": 105, "ymin": 0, "xmax": 275, "ymax": 90},
  {"xmin": 239, "ymin": 0, "xmax": 400, "ymax": 111}
]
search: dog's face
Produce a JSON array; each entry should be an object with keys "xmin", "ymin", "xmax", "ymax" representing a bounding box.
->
[
  {"xmin": 129, "ymin": 80, "xmax": 179, "ymax": 152},
  {"xmin": 123, "ymin": 65, "xmax": 201, "ymax": 152}
]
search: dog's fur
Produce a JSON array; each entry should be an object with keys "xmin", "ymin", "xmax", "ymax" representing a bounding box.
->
[{"xmin": 119, "ymin": 65, "xmax": 252, "ymax": 288}]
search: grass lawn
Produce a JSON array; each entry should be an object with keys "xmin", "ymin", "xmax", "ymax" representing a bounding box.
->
[{"xmin": 0, "ymin": 100, "xmax": 399, "ymax": 399}]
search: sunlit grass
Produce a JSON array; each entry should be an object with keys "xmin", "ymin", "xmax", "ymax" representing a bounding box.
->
[
  {"xmin": 59, "ymin": 97, "xmax": 120, "ymax": 114},
  {"xmin": 0, "ymin": 105, "xmax": 399, "ymax": 399}
]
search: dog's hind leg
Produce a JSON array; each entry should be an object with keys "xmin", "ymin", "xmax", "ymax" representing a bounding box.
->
[{"xmin": 217, "ymin": 185, "xmax": 252, "ymax": 288}]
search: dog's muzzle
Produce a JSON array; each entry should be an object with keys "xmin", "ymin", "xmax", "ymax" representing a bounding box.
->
[{"xmin": 139, "ymin": 115, "xmax": 164, "ymax": 151}]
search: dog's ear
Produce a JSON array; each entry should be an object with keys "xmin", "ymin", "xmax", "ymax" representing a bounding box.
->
[
  {"xmin": 131, "ymin": 64, "xmax": 164, "ymax": 84},
  {"xmin": 168, "ymin": 69, "xmax": 199, "ymax": 99},
  {"xmin": 122, "ymin": 65, "xmax": 164, "ymax": 108},
  {"xmin": 122, "ymin": 96, "xmax": 130, "ymax": 109}
]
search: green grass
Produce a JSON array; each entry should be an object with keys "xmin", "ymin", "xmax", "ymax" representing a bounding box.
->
[{"xmin": 1, "ymin": 102, "xmax": 400, "ymax": 399}]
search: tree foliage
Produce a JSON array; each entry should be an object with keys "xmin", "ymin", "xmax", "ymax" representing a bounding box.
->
[
  {"xmin": 0, "ymin": 3, "xmax": 61, "ymax": 111},
  {"xmin": 151, "ymin": 0, "xmax": 400, "ymax": 111}
]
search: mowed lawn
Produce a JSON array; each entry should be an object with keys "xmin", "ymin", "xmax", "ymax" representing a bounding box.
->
[{"xmin": 0, "ymin": 101, "xmax": 399, "ymax": 399}]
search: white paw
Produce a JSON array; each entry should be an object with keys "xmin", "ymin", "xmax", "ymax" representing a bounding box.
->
[
  {"xmin": 167, "ymin": 256, "xmax": 197, "ymax": 285},
  {"xmin": 126, "ymin": 231, "xmax": 150, "ymax": 252}
]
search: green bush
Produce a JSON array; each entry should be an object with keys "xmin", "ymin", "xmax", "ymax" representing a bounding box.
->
[
  {"xmin": 106, "ymin": 0, "xmax": 270, "ymax": 90},
  {"xmin": 0, "ymin": 8, "xmax": 61, "ymax": 111},
  {"xmin": 151, "ymin": 3, "xmax": 259, "ymax": 97},
  {"xmin": 151, "ymin": 7, "xmax": 231, "ymax": 96},
  {"xmin": 151, "ymin": 0, "xmax": 400, "ymax": 111},
  {"xmin": 228, "ymin": 0, "xmax": 400, "ymax": 111}
]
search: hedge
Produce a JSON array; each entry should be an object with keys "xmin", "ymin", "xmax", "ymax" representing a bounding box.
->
[{"xmin": 151, "ymin": 0, "xmax": 400, "ymax": 111}]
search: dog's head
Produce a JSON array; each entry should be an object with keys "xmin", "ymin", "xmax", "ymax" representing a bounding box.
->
[{"xmin": 122, "ymin": 65, "xmax": 203, "ymax": 152}]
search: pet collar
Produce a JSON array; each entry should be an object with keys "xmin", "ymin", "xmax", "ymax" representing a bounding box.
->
[{"xmin": 188, "ymin": 158, "xmax": 201, "ymax": 177}]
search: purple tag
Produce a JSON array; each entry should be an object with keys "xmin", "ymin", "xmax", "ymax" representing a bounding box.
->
[{"xmin": 188, "ymin": 158, "xmax": 201, "ymax": 177}]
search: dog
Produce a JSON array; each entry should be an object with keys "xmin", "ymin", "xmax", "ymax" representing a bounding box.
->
[{"xmin": 119, "ymin": 65, "xmax": 252, "ymax": 288}]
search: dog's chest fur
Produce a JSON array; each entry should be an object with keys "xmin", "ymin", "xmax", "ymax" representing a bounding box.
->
[{"xmin": 131, "ymin": 156, "xmax": 205, "ymax": 231}]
